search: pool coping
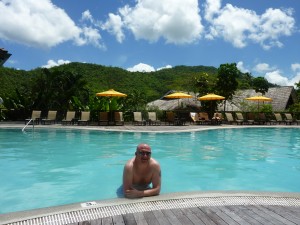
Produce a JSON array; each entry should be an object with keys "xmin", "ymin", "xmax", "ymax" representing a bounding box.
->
[
  {"xmin": 1, "ymin": 123, "xmax": 300, "ymax": 224},
  {"xmin": 1, "ymin": 191, "xmax": 300, "ymax": 224}
]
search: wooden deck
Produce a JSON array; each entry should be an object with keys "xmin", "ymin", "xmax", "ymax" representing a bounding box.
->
[{"xmin": 79, "ymin": 205, "xmax": 300, "ymax": 225}]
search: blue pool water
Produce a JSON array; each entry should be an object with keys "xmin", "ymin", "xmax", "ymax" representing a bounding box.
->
[{"xmin": 0, "ymin": 127, "xmax": 300, "ymax": 214}]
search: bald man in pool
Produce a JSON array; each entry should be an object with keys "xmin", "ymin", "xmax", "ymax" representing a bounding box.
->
[{"xmin": 123, "ymin": 143, "xmax": 161, "ymax": 198}]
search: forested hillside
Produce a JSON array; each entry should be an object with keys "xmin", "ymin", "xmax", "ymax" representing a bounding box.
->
[{"xmin": 0, "ymin": 62, "xmax": 221, "ymax": 101}]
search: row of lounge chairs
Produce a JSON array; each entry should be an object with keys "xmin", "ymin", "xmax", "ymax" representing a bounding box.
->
[
  {"xmin": 24, "ymin": 110, "xmax": 300, "ymax": 126},
  {"xmin": 224, "ymin": 112, "xmax": 300, "ymax": 125},
  {"xmin": 25, "ymin": 110, "xmax": 57, "ymax": 125},
  {"xmin": 25, "ymin": 111, "xmax": 125, "ymax": 126}
]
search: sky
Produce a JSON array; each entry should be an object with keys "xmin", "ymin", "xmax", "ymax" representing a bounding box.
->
[{"xmin": 0, "ymin": 0, "xmax": 300, "ymax": 87}]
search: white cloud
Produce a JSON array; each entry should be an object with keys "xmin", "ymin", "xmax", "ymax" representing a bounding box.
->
[
  {"xmin": 0, "ymin": 0, "xmax": 103, "ymax": 48},
  {"xmin": 42, "ymin": 59, "xmax": 71, "ymax": 69},
  {"xmin": 127, "ymin": 63, "xmax": 155, "ymax": 72},
  {"xmin": 81, "ymin": 10, "xmax": 94, "ymax": 23},
  {"xmin": 236, "ymin": 61, "xmax": 249, "ymax": 73},
  {"xmin": 105, "ymin": 0, "xmax": 203, "ymax": 44},
  {"xmin": 204, "ymin": 0, "xmax": 221, "ymax": 21},
  {"xmin": 253, "ymin": 63, "xmax": 276, "ymax": 73},
  {"xmin": 127, "ymin": 63, "xmax": 172, "ymax": 72},
  {"xmin": 291, "ymin": 63, "xmax": 300, "ymax": 72},
  {"xmin": 157, "ymin": 65, "xmax": 172, "ymax": 71},
  {"xmin": 264, "ymin": 70, "xmax": 300, "ymax": 87},
  {"xmin": 102, "ymin": 13, "xmax": 125, "ymax": 43},
  {"xmin": 204, "ymin": 0, "xmax": 295, "ymax": 49}
]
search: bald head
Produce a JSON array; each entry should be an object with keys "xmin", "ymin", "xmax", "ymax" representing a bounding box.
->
[{"xmin": 136, "ymin": 143, "xmax": 151, "ymax": 152}]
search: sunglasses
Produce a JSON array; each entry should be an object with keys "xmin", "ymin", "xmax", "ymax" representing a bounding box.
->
[{"xmin": 137, "ymin": 151, "xmax": 151, "ymax": 156}]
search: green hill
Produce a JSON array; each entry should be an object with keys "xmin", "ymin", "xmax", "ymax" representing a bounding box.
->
[{"xmin": 0, "ymin": 63, "xmax": 219, "ymax": 101}]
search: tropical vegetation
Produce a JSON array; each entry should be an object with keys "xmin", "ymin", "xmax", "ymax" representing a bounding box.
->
[{"xmin": 0, "ymin": 62, "xmax": 298, "ymax": 121}]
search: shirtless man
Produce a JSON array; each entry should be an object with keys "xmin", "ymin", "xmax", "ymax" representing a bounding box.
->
[{"xmin": 122, "ymin": 143, "xmax": 161, "ymax": 198}]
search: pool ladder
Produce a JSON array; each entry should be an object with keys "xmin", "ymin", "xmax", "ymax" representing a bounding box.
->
[{"xmin": 22, "ymin": 119, "xmax": 35, "ymax": 132}]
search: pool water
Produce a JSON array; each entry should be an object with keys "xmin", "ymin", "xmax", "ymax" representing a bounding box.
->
[{"xmin": 0, "ymin": 127, "xmax": 300, "ymax": 214}]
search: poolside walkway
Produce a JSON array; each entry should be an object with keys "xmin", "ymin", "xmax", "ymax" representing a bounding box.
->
[{"xmin": 1, "ymin": 122, "xmax": 300, "ymax": 225}]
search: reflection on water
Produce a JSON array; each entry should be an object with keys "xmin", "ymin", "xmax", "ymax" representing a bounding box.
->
[{"xmin": 0, "ymin": 127, "xmax": 300, "ymax": 214}]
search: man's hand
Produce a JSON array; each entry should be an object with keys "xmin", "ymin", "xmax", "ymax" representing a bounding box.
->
[{"xmin": 125, "ymin": 189, "xmax": 143, "ymax": 198}]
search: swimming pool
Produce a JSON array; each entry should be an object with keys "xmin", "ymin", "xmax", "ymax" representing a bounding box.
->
[{"xmin": 0, "ymin": 127, "xmax": 300, "ymax": 214}]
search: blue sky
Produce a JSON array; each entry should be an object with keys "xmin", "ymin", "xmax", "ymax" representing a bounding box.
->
[{"xmin": 0, "ymin": 0, "xmax": 300, "ymax": 87}]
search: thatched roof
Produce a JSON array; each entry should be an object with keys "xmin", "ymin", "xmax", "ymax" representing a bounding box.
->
[
  {"xmin": 147, "ymin": 91, "xmax": 201, "ymax": 110},
  {"xmin": 219, "ymin": 86, "xmax": 297, "ymax": 111},
  {"xmin": 148, "ymin": 86, "xmax": 297, "ymax": 111}
]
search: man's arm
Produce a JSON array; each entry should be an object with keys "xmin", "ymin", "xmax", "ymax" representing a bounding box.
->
[{"xmin": 122, "ymin": 162, "xmax": 133, "ymax": 194}]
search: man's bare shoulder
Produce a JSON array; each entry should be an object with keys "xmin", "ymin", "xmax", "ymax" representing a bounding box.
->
[
  {"xmin": 150, "ymin": 158, "xmax": 161, "ymax": 169},
  {"xmin": 124, "ymin": 158, "xmax": 135, "ymax": 168}
]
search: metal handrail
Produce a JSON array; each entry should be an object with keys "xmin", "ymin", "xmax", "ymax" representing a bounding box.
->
[{"xmin": 22, "ymin": 119, "xmax": 34, "ymax": 132}]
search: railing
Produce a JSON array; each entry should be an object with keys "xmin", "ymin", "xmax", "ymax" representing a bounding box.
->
[{"xmin": 22, "ymin": 119, "xmax": 34, "ymax": 132}]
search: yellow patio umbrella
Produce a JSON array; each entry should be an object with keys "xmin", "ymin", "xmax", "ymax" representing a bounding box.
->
[
  {"xmin": 198, "ymin": 93, "xmax": 225, "ymax": 118},
  {"xmin": 198, "ymin": 93, "xmax": 225, "ymax": 101},
  {"xmin": 245, "ymin": 96, "xmax": 272, "ymax": 110},
  {"xmin": 245, "ymin": 96, "xmax": 272, "ymax": 102},
  {"xmin": 96, "ymin": 89, "xmax": 127, "ymax": 97},
  {"xmin": 96, "ymin": 89, "xmax": 127, "ymax": 112},
  {"xmin": 165, "ymin": 92, "xmax": 193, "ymax": 108}
]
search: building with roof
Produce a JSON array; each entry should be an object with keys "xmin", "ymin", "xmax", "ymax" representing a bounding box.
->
[
  {"xmin": 0, "ymin": 48, "xmax": 11, "ymax": 66},
  {"xmin": 148, "ymin": 86, "xmax": 298, "ymax": 112},
  {"xmin": 220, "ymin": 86, "xmax": 297, "ymax": 111}
]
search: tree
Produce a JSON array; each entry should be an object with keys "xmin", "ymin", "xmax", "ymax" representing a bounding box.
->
[
  {"xmin": 216, "ymin": 63, "xmax": 239, "ymax": 111},
  {"xmin": 253, "ymin": 77, "xmax": 269, "ymax": 95}
]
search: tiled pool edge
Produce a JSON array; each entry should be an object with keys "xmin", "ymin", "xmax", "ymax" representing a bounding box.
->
[{"xmin": 1, "ymin": 191, "xmax": 300, "ymax": 225}]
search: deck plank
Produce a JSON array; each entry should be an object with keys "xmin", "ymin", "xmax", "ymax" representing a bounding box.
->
[
  {"xmin": 143, "ymin": 211, "xmax": 160, "ymax": 225},
  {"xmin": 170, "ymin": 208, "xmax": 194, "ymax": 225},
  {"xmin": 161, "ymin": 209, "xmax": 184, "ymax": 225},
  {"xmin": 152, "ymin": 210, "xmax": 172, "ymax": 225},
  {"xmin": 255, "ymin": 205, "xmax": 296, "ymax": 225},
  {"xmin": 112, "ymin": 214, "xmax": 125, "ymax": 225},
  {"xmin": 267, "ymin": 206, "xmax": 300, "ymax": 224},
  {"xmin": 189, "ymin": 207, "xmax": 217, "ymax": 225},
  {"xmin": 200, "ymin": 207, "xmax": 228, "ymax": 225},
  {"xmin": 208, "ymin": 206, "xmax": 241, "ymax": 225},
  {"xmin": 102, "ymin": 216, "xmax": 113, "ymax": 225},
  {"xmin": 225, "ymin": 205, "xmax": 263, "ymax": 225},
  {"xmin": 122, "ymin": 213, "xmax": 137, "ymax": 225},
  {"xmin": 249, "ymin": 205, "xmax": 287, "ymax": 225},
  {"xmin": 75, "ymin": 205, "xmax": 300, "ymax": 225},
  {"xmin": 217, "ymin": 206, "xmax": 252, "ymax": 225},
  {"xmin": 181, "ymin": 208, "xmax": 206, "ymax": 225}
]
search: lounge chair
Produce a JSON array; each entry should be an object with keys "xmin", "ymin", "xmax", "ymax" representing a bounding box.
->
[
  {"xmin": 61, "ymin": 111, "xmax": 76, "ymax": 125},
  {"xmin": 235, "ymin": 112, "xmax": 245, "ymax": 125},
  {"xmin": 246, "ymin": 112, "xmax": 256, "ymax": 125},
  {"xmin": 257, "ymin": 113, "xmax": 267, "ymax": 125},
  {"xmin": 25, "ymin": 110, "xmax": 41, "ymax": 125},
  {"xmin": 190, "ymin": 112, "xmax": 201, "ymax": 125},
  {"xmin": 198, "ymin": 112, "xmax": 211, "ymax": 125},
  {"xmin": 78, "ymin": 111, "xmax": 90, "ymax": 125},
  {"xmin": 148, "ymin": 112, "xmax": 161, "ymax": 125},
  {"xmin": 212, "ymin": 112, "xmax": 222, "ymax": 125},
  {"xmin": 41, "ymin": 110, "xmax": 57, "ymax": 125},
  {"xmin": 225, "ymin": 112, "xmax": 242, "ymax": 125},
  {"xmin": 165, "ymin": 111, "xmax": 175, "ymax": 125},
  {"xmin": 133, "ymin": 112, "xmax": 146, "ymax": 125},
  {"xmin": 98, "ymin": 112, "xmax": 109, "ymax": 125},
  {"xmin": 273, "ymin": 113, "xmax": 285, "ymax": 125},
  {"xmin": 284, "ymin": 113, "xmax": 295, "ymax": 125},
  {"xmin": 114, "ymin": 112, "xmax": 124, "ymax": 125}
]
